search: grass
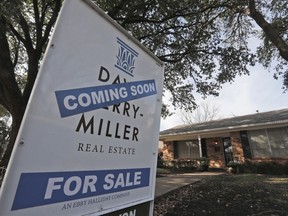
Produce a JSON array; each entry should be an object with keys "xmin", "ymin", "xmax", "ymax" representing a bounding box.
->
[
  {"xmin": 156, "ymin": 168, "xmax": 175, "ymax": 175},
  {"xmin": 154, "ymin": 174, "xmax": 288, "ymax": 216}
]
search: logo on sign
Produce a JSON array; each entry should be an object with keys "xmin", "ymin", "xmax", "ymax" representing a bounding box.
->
[{"xmin": 115, "ymin": 37, "xmax": 139, "ymax": 77}]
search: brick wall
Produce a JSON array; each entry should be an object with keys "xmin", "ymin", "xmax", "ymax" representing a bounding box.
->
[
  {"xmin": 230, "ymin": 132, "xmax": 245, "ymax": 162},
  {"xmin": 206, "ymin": 138, "xmax": 225, "ymax": 168},
  {"xmin": 162, "ymin": 141, "xmax": 174, "ymax": 161}
]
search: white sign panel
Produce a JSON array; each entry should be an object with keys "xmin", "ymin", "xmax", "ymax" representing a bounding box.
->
[{"xmin": 0, "ymin": 0, "xmax": 164, "ymax": 215}]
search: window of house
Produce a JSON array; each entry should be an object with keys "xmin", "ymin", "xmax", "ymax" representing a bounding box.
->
[
  {"xmin": 248, "ymin": 127, "xmax": 288, "ymax": 158},
  {"xmin": 267, "ymin": 127, "xmax": 288, "ymax": 157},
  {"xmin": 175, "ymin": 140, "xmax": 200, "ymax": 159},
  {"xmin": 248, "ymin": 129, "xmax": 271, "ymax": 157}
]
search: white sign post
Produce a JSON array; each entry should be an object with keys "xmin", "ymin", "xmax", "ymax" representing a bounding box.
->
[{"xmin": 0, "ymin": 0, "xmax": 164, "ymax": 215}]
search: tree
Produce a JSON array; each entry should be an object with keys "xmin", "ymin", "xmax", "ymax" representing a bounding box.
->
[
  {"xmin": 0, "ymin": 0, "xmax": 287, "ymax": 168},
  {"xmin": 95, "ymin": 0, "xmax": 288, "ymax": 108},
  {"xmin": 180, "ymin": 101, "xmax": 220, "ymax": 124},
  {"xmin": 0, "ymin": 105, "xmax": 10, "ymax": 118},
  {"xmin": 0, "ymin": 105, "xmax": 10, "ymax": 159},
  {"xmin": 0, "ymin": 118, "xmax": 10, "ymax": 160},
  {"xmin": 0, "ymin": 0, "xmax": 62, "ymax": 167},
  {"xmin": 96, "ymin": 0, "xmax": 256, "ymax": 112}
]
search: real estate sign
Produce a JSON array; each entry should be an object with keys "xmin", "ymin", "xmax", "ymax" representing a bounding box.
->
[{"xmin": 0, "ymin": 0, "xmax": 164, "ymax": 215}]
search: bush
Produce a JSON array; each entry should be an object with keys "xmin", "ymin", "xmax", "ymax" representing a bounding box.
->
[
  {"xmin": 239, "ymin": 161, "xmax": 288, "ymax": 175},
  {"xmin": 227, "ymin": 161, "xmax": 239, "ymax": 168},
  {"xmin": 173, "ymin": 160, "xmax": 198, "ymax": 170},
  {"xmin": 157, "ymin": 152, "xmax": 165, "ymax": 168},
  {"xmin": 156, "ymin": 168, "xmax": 174, "ymax": 175},
  {"xmin": 226, "ymin": 161, "xmax": 241, "ymax": 173},
  {"xmin": 197, "ymin": 157, "xmax": 210, "ymax": 172},
  {"xmin": 284, "ymin": 162, "xmax": 288, "ymax": 175},
  {"xmin": 164, "ymin": 158, "xmax": 210, "ymax": 172},
  {"xmin": 159, "ymin": 159, "xmax": 198, "ymax": 171}
]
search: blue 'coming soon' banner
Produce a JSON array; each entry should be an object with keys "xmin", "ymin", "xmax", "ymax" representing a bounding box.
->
[{"xmin": 55, "ymin": 80, "xmax": 157, "ymax": 118}]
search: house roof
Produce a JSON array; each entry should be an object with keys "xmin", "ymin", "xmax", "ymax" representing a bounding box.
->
[{"xmin": 160, "ymin": 108, "xmax": 288, "ymax": 139}]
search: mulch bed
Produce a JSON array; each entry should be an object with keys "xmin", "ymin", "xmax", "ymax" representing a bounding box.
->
[{"xmin": 153, "ymin": 174, "xmax": 288, "ymax": 216}]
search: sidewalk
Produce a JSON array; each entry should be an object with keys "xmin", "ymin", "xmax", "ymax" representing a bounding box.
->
[{"xmin": 155, "ymin": 172, "xmax": 224, "ymax": 198}]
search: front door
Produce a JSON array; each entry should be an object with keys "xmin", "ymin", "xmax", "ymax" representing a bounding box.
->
[{"xmin": 222, "ymin": 137, "xmax": 233, "ymax": 165}]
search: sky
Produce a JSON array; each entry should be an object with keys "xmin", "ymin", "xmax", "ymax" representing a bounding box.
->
[{"xmin": 160, "ymin": 63, "xmax": 288, "ymax": 131}]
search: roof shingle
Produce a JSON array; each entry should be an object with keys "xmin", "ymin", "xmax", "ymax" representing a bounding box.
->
[{"xmin": 160, "ymin": 108, "xmax": 288, "ymax": 136}]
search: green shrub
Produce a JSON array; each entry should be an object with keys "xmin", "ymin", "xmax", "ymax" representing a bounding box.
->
[
  {"xmin": 156, "ymin": 168, "xmax": 173, "ymax": 175},
  {"xmin": 240, "ymin": 161, "xmax": 288, "ymax": 175},
  {"xmin": 197, "ymin": 157, "xmax": 210, "ymax": 172},
  {"xmin": 157, "ymin": 158, "xmax": 164, "ymax": 168},
  {"xmin": 173, "ymin": 159, "xmax": 198, "ymax": 170},
  {"xmin": 284, "ymin": 162, "xmax": 288, "ymax": 175},
  {"xmin": 160, "ymin": 159, "xmax": 198, "ymax": 171},
  {"xmin": 227, "ymin": 161, "xmax": 239, "ymax": 168},
  {"xmin": 226, "ymin": 161, "xmax": 239, "ymax": 173}
]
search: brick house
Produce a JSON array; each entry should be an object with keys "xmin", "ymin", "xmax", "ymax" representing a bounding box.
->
[{"xmin": 159, "ymin": 109, "xmax": 288, "ymax": 168}]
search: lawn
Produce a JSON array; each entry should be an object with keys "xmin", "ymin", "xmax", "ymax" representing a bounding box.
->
[{"xmin": 154, "ymin": 174, "xmax": 288, "ymax": 216}]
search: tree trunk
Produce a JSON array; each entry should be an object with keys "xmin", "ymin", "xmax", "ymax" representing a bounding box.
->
[
  {"xmin": 0, "ymin": 51, "xmax": 41, "ymax": 168},
  {"xmin": 0, "ymin": 17, "xmax": 25, "ymax": 168}
]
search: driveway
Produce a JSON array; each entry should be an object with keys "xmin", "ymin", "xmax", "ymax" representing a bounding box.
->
[{"xmin": 155, "ymin": 172, "xmax": 224, "ymax": 198}]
